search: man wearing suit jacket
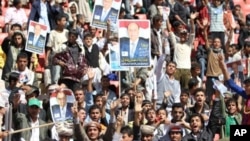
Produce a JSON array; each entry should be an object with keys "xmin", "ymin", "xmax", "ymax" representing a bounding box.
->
[
  {"xmin": 28, "ymin": 24, "xmax": 46, "ymax": 48},
  {"xmin": 92, "ymin": 0, "xmax": 119, "ymax": 23},
  {"xmin": 13, "ymin": 98, "xmax": 49, "ymax": 141},
  {"xmin": 51, "ymin": 91, "xmax": 73, "ymax": 122},
  {"xmin": 120, "ymin": 22, "xmax": 150, "ymax": 65}
]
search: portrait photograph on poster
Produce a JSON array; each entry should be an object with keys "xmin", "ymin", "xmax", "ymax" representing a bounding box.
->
[
  {"xmin": 91, "ymin": 0, "xmax": 122, "ymax": 31},
  {"xmin": 50, "ymin": 88, "xmax": 75, "ymax": 122},
  {"xmin": 119, "ymin": 20, "xmax": 151, "ymax": 67},
  {"xmin": 25, "ymin": 21, "xmax": 47, "ymax": 54}
]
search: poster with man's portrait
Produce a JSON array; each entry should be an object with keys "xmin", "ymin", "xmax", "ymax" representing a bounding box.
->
[
  {"xmin": 25, "ymin": 21, "xmax": 47, "ymax": 54},
  {"xmin": 119, "ymin": 20, "xmax": 151, "ymax": 67},
  {"xmin": 91, "ymin": 0, "xmax": 122, "ymax": 31},
  {"xmin": 50, "ymin": 89, "xmax": 75, "ymax": 122}
]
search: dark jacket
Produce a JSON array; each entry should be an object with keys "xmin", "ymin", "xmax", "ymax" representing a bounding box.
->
[
  {"xmin": 182, "ymin": 127, "xmax": 214, "ymax": 141},
  {"xmin": 53, "ymin": 42, "xmax": 88, "ymax": 82},
  {"xmin": 238, "ymin": 28, "xmax": 250, "ymax": 49},
  {"xmin": 28, "ymin": 0, "xmax": 62, "ymax": 30}
]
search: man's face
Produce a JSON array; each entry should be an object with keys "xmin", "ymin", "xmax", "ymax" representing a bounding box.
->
[
  {"xmin": 68, "ymin": 34, "xmax": 77, "ymax": 44},
  {"xmin": 84, "ymin": 37, "xmax": 93, "ymax": 47},
  {"xmin": 101, "ymin": 78, "xmax": 110, "ymax": 87},
  {"xmin": 70, "ymin": 4, "xmax": 77, "ymax": 14},
  {"xmin": 121, "ymin": 133, "xmax": 133, "ymax": 141},
  {"xmin": 57, "ymin": 92, "xmax": 67, "ymax": 107},
  {"xmin": 172, "ymin": 107, "xmax": 184, "ymax": 121},
  {"xmin": 227, "ymin": 102, "xmax": 237, "ymax": 114},
  {"xmin": 121, "ymin": 95, "xmax": 130, "ymax": 107},
  {"xmin": 166, "ymin": 63, "xmax": 176, "ymax": 75},
  {"xmin": 190, "ymin": 116, "xmax": 203, "ymax": 133},
  {"xmin": 34, "ymin": 25, "xmax": 41, "ymax": 36},
  {"xmin": 103, "ymin": 0, "xmax": 113, "ymax": 10},
  {"xmin": 195, "ymin": 91, "xmax": 206, "ymax": 106},
  {"xmin": 169, "ymin": 132, "xmax": 182, "ymax": 141},
  {"xmin": 28, "ymin": 106, "xmax": 40, "ymax": 119},
  {"xmin": 227, "ymin": 47, "xmax": 234, "ymax": 57},
  {"xmin": 78, "ymin": 109, "xmax": 87, "ymax": 123},
  {"xmin": 146, "ymin": 110, "xmax": 156, "ymax": 123},
  {"xmin": 141, "ymin": 134, "xmax": 153, "ymax": 141},
  {"xmin": 180, "ymin": 93, "xmax": 189, "ymax": 103},
  {"xmin": 17, "ymin": 57, "xmax": 28, "ymax": 71},
  {"xmin": 95, "ymin": 96, "xmax": 103, "ymax": 107},
  {"xmin": 75, "ymin": 90, "xmax": 85, "ymax": 104},
  {"xmin": 14, "ymin": 35, "xmax": 23, "ymax": 46},
  {"xmin": 127, "ymin": 23, "xmax": 139, "ymax": 42},
  {"xmin": 90, "ymin": 109, "xmax": 101, "ymax": 122},
  {"xmin": 213, "ymin": 0, "xmax": 221, "ymax": 7},
  {"xmin": 57, "ymin": 18, "xmax": 67, "ymax": 27},
  {"xmin": 213, "ymin": 38, "xmax": 221, "ymax": 49}
]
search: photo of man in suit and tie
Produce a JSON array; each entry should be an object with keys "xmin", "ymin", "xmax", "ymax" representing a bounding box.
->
[
  {"xmin": 51, "ymin": 91, "xmax": 73, "ymax": 122},
  {"xmin": 91, "ymin": 0, "xmax": 121, "ymax": 30},
  {"xmin": 119, "ymin": 21, "xmax": 150, "ymax": 66},
  {"xmin": 26, "ymin": 21, "xmax": 47, "ymax": 54}
]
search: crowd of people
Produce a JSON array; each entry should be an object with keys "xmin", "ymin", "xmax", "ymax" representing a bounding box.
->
[{"xmin": 0, "ymin": 0, "xmax": 250, "ymax": 141}]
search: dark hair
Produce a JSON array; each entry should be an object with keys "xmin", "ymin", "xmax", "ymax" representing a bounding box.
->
[
  {"xmin": 69, "ymin": 29, "xmax": 79, "ymax": 37},
  {"xmin": 172, "ymin": 103, "xmax": 184, "ymax": 111},
  {"xmin": 120, "ymin": 126, "xmax": 133, "ymax": 136},
  {"xmin": 152, "ymin": 14, "xmax": 163, "ymax": 24},
  {"xmin": 189, "ymin": 113, "xmax": 205, "ymax": 128},
  {"xmin": 94, "ymin": 94, "xmax": 104, "ymax": 102},
  {"xmin": 191, "ymin": 62, "xmax": 201, "ymax": 70},
  {"xmin": 16, "ymin": 52, "xmax": 28, "ymax": 62},
  {"xmin": 142, "ymin": 100, "xmax": 151, "ymax": 107},
  {"xmin": 88, "ymin": 105, "xmax": 102, "ymax": 114},
  {"xmin": 193, "ymin": 88, "xmax": 205, "ymax": 96},
  {"xmin": 8, "ymin": 72, "xmax": 20, "ymax": 82},
  {"xmin": 181, "ymin": 88, "xmax": 190, "ymax": 96},
  {"xmin": 225, "ymin": 98, "xmax": 238, "ymax": 107},
  {"xmin": 55, "ymin": 13, "xmax": 68, "ymax": 25},
  {"xmin": 13, "ymin": 0, "xmax": 21, "ymax": 7},
  {"xmin": 156, "ymin": 107, "xmax": 168, "ymax": 116},
  {"xmin": 12, "ymin": 31, "xmax": 26, "ymax": 47},
  {"xmin": 145, "ymin": 108, "xmax": 156, "ymax": 115},
  {"xmin": 11, "ymin": 23, "xmax": 22, "ymax": 30},
  {"xmin": 166, "ymin": 61, "xmax": 177, "ymax": 67},
  {"xmin": 84, "ymin": 33, "xmax": 93, "ymax": 39},
  {"xmin": 188, "ymin": 78, "xmax": 199, "ymax": 90},
  {"xmin": 78, "ymin": 107, "xmax": 86, "ymax": 112},
  {"xmin": 74, "ymin": 87, "xmax": 84, "ymax": 93},
  {"xmin": 120, "ymin": 93, "xmax": 130, "ymax": 99},
  {"xmin": 101, "ymin": 75, "xmax": 110, "ymax": 81},
  {"xmin": 244, "ymin": 77, "xmax": 250, "ymax": 84}
]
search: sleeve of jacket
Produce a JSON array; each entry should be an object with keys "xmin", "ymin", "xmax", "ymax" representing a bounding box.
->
[
  {"xmin": 102, "ymin": 123, "xmax": 116, "ymax": 141},
  {"xmin": 208, "ymin": 99, "xmax": 225, "ymax": 135},
  {"xmin": 28, "ymin": 2, "xmax": 38, "ymax": 25},
  {"xmin": 74, "ymin": 123, "xmax": 90, "ymax": 141}
]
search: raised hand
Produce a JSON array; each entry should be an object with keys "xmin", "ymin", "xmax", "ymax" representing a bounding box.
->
[
  {"xmin": 134, "ymin": 97, "xmax": 142, "ymax": 112},
  {"xmin": 164, "ymin": 91, "xmax": 172, "ymax": 98},
  {"xmin": 190, "ymin": 12, "xmax": 199, "ymax": 20},
  {"xmin": 110, "ymin": 99, "xmax": 120, "ymax": 112},
  {"xmin": 87, "ymin": 67, "xmax": 95, "ymax": 80},
  {"xmin": 71, "ymin": 102, "xmax": 78, "ymax": 118}
]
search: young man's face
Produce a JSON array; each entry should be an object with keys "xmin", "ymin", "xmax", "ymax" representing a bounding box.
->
[
  {"xmin": 121, "ymin": 95, "xmax": 130, "ymax": 107},
  {"xmin": 57, "ymin": 17, "xmax": 67, "ymax": 27},
  {"xmin": 169, "ymin": 132, "xmax": 182, "ymax": 141},
  {"xmin": 146, "ymin": 110, "xmax": 156, "ymax": 123},
  {"xmin": 192, "ymin": 68, "xmax": 201, "ymax": 76},
  {"xmin": 157, "ymin": 110, "xmax": 167, "ymax": 120},
  {"xmin": 14, "ymin": 35, "xmax": 23, "ymax": 46},
  {"xmin": 28, "ymin": 106, "xmax": 40, "ymax": 119},
  {"xmin": 227, "ymin": 101, "xmax": 237, "ymax": 115},
  {"xmin": 17, "ymin": 57, "xmax": 28, "ymax": 71},
  {"xmin": 180, "ymin": 93, "xmax": 189, "ymax": 104},
  {"xmin": 213, "ymin": 38, "xmax": 222, "ymax": 49},
  {"xmin": 179, "ymin": 33, "xmax": 188, "ymax": 43},
  {"xmin": 172, "ymin": 107, "xmax": 184, "ymax": 121},
  {"xmin": 190, "ymin": 116, "xmax": 203, "ymax": 133},
  {"xmin": 141, "ymin": 134, "xmax": 153, "ymax": 141},
  {"xmin": 68, "ymin": 34, "xmax": 77, "ymax": 44},
  {"xmin": 166, "ymin": 63, "xmax": 177, "ymax": 76},
  {"xmin": 78, "ymin": 109, "xmax": 87, "ymax": 123},
  {"xmin": 121, "ymin": 133, "xmax": 133, "ymax": 141},
  {"xmin": 94, "ymin": 96, "xmax": 103, "ymax": 108},
  {"xmin": 90, "ymin": 109, "xmax": 101, "ymax": 122},
  {"xmin": 194, "ymin": 91, "xmax": 206, "ymax": 106},
  {"xmin": 74, "ymin": 90, "xmax": 85, "ymax": 104},
  {"xmin": 84, "ymin": 37, "xmax": 93, "ymax": 47}
]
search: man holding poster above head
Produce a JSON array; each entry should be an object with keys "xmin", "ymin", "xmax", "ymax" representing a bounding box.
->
[
  {"xmin": 91, "ymin": 0, "xmax": 121, "ymax": 30},
  {"xmin": 119, "ymin": 20, "xmax": 150, "ymax": 66}
]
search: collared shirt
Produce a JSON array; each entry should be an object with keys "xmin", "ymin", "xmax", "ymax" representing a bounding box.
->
[
  {"xmin": 101, "ymin": 8, "xmax": 111, "ymax": 22},
  {"xmin": 120, "ymin": 108, "xmax": 129, "ymax": 125},
  {"xmin": 4, "ymin": 7, "xmax": 27, "ymax": 25},
  {"xmin": 30, "ymin": 118, "xmax": 40, "ymax": 141},
  {"xmin": 39, "ymin": 1, "xmax": 51, "ymax": 32},
  {"xmin": 130, "ymin": 39, "xmax": 139, "ymax": 58}
]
